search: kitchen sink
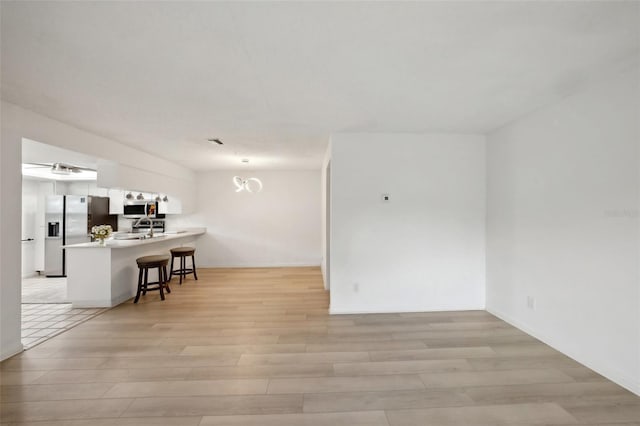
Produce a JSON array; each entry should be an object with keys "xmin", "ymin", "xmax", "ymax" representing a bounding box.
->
[
  {"xmin": 112, "ymin": 233, "xmax": 166, "ymax": 240},
  {"xmin": 112, "ymin": 233, "xmax": 144, "ymax": 240}
]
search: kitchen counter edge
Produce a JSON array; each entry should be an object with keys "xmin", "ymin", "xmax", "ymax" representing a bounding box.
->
[{"xmin": 63, "ymin": 228, "xmax": 206, "ymax": 249}]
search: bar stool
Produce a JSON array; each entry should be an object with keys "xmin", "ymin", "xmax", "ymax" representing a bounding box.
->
[
  {"xmin": 134, "ymin": 255, "xmax": 171, "ymax": 303},
  {"xmin": 169, "ymin": 247, "xmax": 198, "ymax": 284}
]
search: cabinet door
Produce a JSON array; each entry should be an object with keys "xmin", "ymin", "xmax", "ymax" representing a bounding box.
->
[
  {"xmin": 158, "ymin": 199, "xmax": 168, "ymax": 214},
  {"xmin": 167, "ymin": 198, "xmax": 182, "ymax": 214},
  {"xmin": 108, "ymin": 189, "xmax": 124, "ymax": 214},
  {"xmin": 158, "ymin": 197, "xmax": 182, "ymax": 214}
]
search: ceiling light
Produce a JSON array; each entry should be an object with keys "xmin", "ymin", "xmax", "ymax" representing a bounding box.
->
[
  {"xmin": 233, "ymin": 176, "xmax": 263, "ymax": 193},
  {"xmin": 51, "ymin": 163, "xmax": 71, "ymax": 175},
  {"xmin": 208, "ymin": 138, "xmax": 223, "ymax": 145},
  {"xmin": 22, "ymin": 163, "xmax": 97, "ymax": 181}
]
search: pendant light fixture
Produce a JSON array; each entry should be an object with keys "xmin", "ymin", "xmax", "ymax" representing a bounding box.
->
[{"xmin": 233, "ymin": 176, "xmax": 263, "ymax": 193}]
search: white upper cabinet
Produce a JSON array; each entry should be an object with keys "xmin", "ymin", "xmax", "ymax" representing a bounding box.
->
[
  {"xmin": 158, "ymin": 200, "xmax": 167, "ymax": 214},
  {"xmin": 108, "ymin": 189, "xmax": 125, "ymax": 214},
  {"xmin": 107, "ymin": 189, "xmax": 181, "ymax": 215},
  {"xmin": 158, "ymin": 196, "xmax": 182, "ymax": 214}
]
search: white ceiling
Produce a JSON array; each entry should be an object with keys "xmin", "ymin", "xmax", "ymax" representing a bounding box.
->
[{"xmin": 2, "ymin": 1, "xmax": 639, "ymax": 171}]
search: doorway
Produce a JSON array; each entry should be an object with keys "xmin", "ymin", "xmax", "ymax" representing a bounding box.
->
[{"xmin": 20, "ymin": 139, "xmax": 107, "ymax": 348}]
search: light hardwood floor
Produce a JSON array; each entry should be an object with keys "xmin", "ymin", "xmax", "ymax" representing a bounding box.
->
[{"xmin": 2, "ymin": 267, "xmax": 639, "ymax": 425}]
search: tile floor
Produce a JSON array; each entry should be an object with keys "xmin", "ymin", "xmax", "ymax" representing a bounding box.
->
[
  {"xmin": 22, "ymin": 275, "xmax": 67, "ymax": 304},
  {"xmin": 21, "ymin": 275, "xmax": 108, "ymax": 348},
  {"xmin": 21, "ymin": 304, "xmax": 108, "ymax": 349}
]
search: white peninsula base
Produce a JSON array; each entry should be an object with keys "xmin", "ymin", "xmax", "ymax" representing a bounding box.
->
[{"xmin": 64, "ymin": 228, "xmax": 205, "ymax": 307}]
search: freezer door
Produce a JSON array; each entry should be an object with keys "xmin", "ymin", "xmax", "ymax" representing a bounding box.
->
[
  {"xmin": 45, "ymin": 195, "xmax": 63, "ymax": 219},
  {"xmin": 65, "ymin": 196, "xmax": 90, "ymax": 245},
  {"xmin": 44, "ymin": 238, "xmax": 63, "ymax": 275}
]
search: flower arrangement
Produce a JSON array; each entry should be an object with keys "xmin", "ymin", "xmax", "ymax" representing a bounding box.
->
[{"xmin": 91, "ymin": 224, "xmax": 113, "ymax": 246}]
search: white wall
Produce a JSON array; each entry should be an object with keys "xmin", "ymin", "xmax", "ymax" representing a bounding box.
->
[
  {"xmin": 486, "ymin": 66, "xmax": 640, "ymax": 395},
  {"xmin": 1, "ymin": 102, "xmax": 23, "ymax": 360},
  {"xmin": 330, "ymin": 133, "xmax": 486, "ymax": 314},
  {"xmin": 189, "ymin": 170, "xmax": 321, "ymax": 267}
]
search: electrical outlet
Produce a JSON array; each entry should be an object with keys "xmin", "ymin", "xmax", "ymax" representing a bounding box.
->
[{"xmin": 527, "ymin": 296, "xmax": 536, "ymax": 310}]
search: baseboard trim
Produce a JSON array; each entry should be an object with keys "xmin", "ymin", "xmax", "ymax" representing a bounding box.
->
[
  {"xmin": 71, "ymin": 299, "xmax": 117, "ymax": 308},
  {"xmin": 111, "ymin": 292, "xmax": 134, "ymax": 307},
  {"xmin": 200, "ymin": 263, "xmax": 322, "ymax": 268},
  {"xmin": 487, "ymin": 306, "xmax": 640, "ymax": 396},
  {"xmin": 1, "ymin": 341, "xmax": 24, "ymax": 361},
  {"xmin": 71, "ymin": 302, "xmax": 110, "ymax": 308},
  {"xmin": 21, "ymin": 272, "xmax": 39, "ymax": 279},
  {"xmin": 330, "ymin": 306, "xmax": 486, "ymax": 315}
]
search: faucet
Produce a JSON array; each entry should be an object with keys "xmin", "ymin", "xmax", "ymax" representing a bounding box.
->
[{"xmin": 132, "ymin": 216, "xmax": 155, "ymax": 237}]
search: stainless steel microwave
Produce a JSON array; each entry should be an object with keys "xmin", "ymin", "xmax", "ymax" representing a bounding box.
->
[{"xmin": 123, "ymin": 200, "xmax": 165, "ymax": 219}]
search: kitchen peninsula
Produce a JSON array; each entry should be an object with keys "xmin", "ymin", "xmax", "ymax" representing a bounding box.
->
[{"xmin": 63, "ymin": 228, "xmax": 205, "ymax": 307}]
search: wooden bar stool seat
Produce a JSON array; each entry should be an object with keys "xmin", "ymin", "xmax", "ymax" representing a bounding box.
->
[
  {"xmin": 169, "ymin": 247, "xmax": 198, "ymax": 285},
  {"xmin": 134, "ymin": 255, "xmax": 171, "ymax": 303}
]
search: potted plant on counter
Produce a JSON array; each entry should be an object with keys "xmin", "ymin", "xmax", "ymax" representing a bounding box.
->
[{"xmin": 91, "ymin": 224, "xmax": 113, "ymax": 246}]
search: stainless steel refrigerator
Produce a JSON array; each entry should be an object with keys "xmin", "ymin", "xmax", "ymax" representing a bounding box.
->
[{"xmin": 44, "ymin": 195, "xmax": 117, "ymax": 277}]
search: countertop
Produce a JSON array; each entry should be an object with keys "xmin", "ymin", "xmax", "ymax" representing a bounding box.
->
[{"xmin": 63, "ymin": 228, "xmax": 206, "ymax": 249}]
